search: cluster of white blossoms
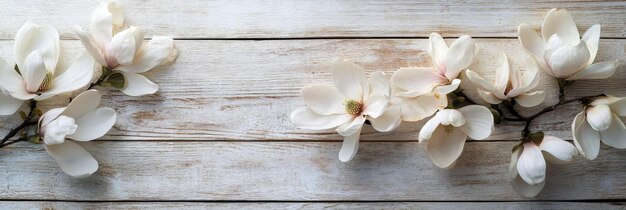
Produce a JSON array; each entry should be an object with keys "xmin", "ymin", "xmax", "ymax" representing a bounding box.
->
[
  {"xmin": 0, "ymin": 1, "xmax": 177, "ymax": 178},
  {"xmin": 291, "ymin": 8, "xmax": 620, "ymax": 197}
]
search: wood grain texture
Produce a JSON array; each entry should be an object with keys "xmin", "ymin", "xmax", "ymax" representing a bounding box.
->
[
  {"xmin": 1, "ymin": 201, "xmax": 624, "ymax": 210},
  {"xmin": 1, "ymin": 141, "xmax": 625, "ymax": 201},
  {"xmin": 0, "ymin": 0, "xmax": 623, "ymax": 39},
  {"xmin": 2, "ymin": 39, "xmax": 623, "ymax": 141}
]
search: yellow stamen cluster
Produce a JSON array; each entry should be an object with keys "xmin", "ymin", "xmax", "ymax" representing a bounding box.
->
[
  {"xmin": 38, "ymin": 72, "xmax": 54, "ymax": 92},
  {"xmin": 504, "ymin": 81, "xmax": 513, "ymax": 95},
  {"xmin": 444, "ymin": 125, "xmax": 455, "ymax": 134},
  {"xmin": 345, "ymin": 100, "xmax": 364, "ymax": 116}
]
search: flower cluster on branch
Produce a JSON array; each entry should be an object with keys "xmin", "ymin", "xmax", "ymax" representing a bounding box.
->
[
  {"xmin": 0, "ymin": 1, "xmax": 177, "ymax": 178},
  {"xmin": 291, "ymin": 8, "xmax": 621, "ymax": 197}
]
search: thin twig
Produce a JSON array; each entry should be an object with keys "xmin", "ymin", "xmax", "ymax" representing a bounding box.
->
[{"xmin": 0, "ymin": 100, "xmax": 37, "ymax": 148}]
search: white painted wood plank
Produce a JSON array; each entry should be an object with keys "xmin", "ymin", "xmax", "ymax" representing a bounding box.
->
[
  {"xmin": 0, "ymin": 0, "xmax": 623, "ymax": 39},
  {"xmin": 1, "ymin": 201, "xmax": 624, "ymax": 210},
  {"xmin": 1, "ymin": 141, "xmax": 625, "ymax": 200},
  {"xmin": 0, "ymin": 39, "xmax": 624, "ymax": 141}
]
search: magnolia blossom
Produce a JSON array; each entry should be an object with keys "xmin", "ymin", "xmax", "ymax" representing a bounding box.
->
[
  {"xmin": 391, "ymin": 33, "xmax": 478, "ymax": 121},
  {"xmin": 418, "ymin": 105, "xmax": 494, "ymax": 168},
  {"xmin": 510, "ymin": 136, "xmax": 577, "ymax": 197},
  {"xmin": 291, "ymin": 59, "xmax": 399, "ymax": 162},
  {"xmin": 0, "ymin": 22, "xmax": 94, "ymax": 110},
  {"xmin": 465, "ymin": 53, "xmax": 545, "ymax": 107},
  {"xmin": 75, "ymin": 1, "xmax": 178, "ymax": 96},
  {"xmin": 518, "ymin": 8, "xmax": 618, "ymax": 80},
  {"xmin": 39, "ymin": 90, "xmax": 116, "ymax": 178},
  {"xmin": 572, "ymin": 96, "xmax": 626, "ymax": 160}
]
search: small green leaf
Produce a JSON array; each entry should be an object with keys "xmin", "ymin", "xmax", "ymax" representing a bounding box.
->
[
  {"xmin": 107, "ymin": 72, "xmax": 126, "ymax": 89},
  {"xmin": 19, "ymin": 111, "xmax": 27, "ymax": 120},
  {"xmin": 527, "ymin": 131, "xmax": 544, "ymax": 145},
  {"xmin": 34, "ymin": 109, "xmax": 43, "ymax": 116},
  {"xmin": 28, "ymin": 135, "xmax": 41, "ymax": 144},
  {"xmin": 489, "ymin": 108, "xmax": 502, "ymax": 124}
]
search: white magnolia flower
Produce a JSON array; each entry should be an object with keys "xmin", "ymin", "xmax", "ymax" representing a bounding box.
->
[
  {"xmin": 291, "ymin": 59, "xmax": 399, "ymax": 162},
  {"xmin": 391, "ymin": 33, "xmax": 478, "ymax": 121},
  {"xmin": 39, "ymin": 90, "xmax": 117, "ymax": 178},
  {"xmin": 572, "ymin": 95, "xmax": 626, "ymax": 160},
  {"xmin": 510, "ymin": 136, "xmax": 577, "ymax": 197},
  {"xmin": 465, "ymin": 52, "xmax": 545, "ymax": 107},
  {"xmin": 518, "ymin": 8, "xmax": 618, "ymax": 80},
  {"xmin": 75, "ymin": 1, "xmax": 178, "ymax": 96},
  {"xmin": 0, "ymin": 22, "xmax": 94, "ymax": 105},
  {"xmin": 418, "ymin": 105, "xmax": 494, "ymax": 168}
]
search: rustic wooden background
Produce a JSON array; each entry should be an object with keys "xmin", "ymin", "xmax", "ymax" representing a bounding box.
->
[{"xmin": 1, "ymin": 0, "xmax": 625, "ymax": 209}]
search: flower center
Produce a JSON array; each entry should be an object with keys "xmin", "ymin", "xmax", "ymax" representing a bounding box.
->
[
  {"xmin": 345, "ymin": 100, "xmax": 364, "ymax": 116},
  {"xmin": 37, "ymin": 72, "xmax": 54, "ymax": 92},
  {"xmin": 41, "ymin": 115, "xmax": 78, "ymax": 145},
  {"xmin": 504, "ymin": 81, "xmax": 513, "ymax": 95},
  {"xmin": 444, "ymin": 125, "xmax": 455, "ymax": 134}
]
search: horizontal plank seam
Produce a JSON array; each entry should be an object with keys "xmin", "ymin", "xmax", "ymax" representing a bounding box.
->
[
  {"xmin": 88, "ymin": 139, "xmax": 525, "ymax": 143},
  {"xmin": 0, "ymin": 199, "xmax": 625, "ymax": 203},
  {"xmin": 0, "ymin": 37, "xmax": 623, "ymax": 41}
]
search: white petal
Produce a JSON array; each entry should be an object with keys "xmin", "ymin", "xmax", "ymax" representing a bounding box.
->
[
  {"xmin": 444, "ymin": 35, "xmax": 477, "ymax": 80},
  {"xmin": 608, "ymin": 97, "xmax": 626, "ymax": 117},
  {"xmin": 516, "ymin": 143, "xmax": 546, "ymax": 185},
  {"xmin": 290, "ymin": 107, "xmax": 352, "ymax": 130},
  {"xmin": 75, "ymin": 26, "xmax": 107, "ymax": 66},
  {"xmin": 586, "ymin": 104, "xmax": 612, "ymax": 131},
  {"xmin": 391, "ymin": 67, "xmax": 446, "ymax": 96},
  {"xmin": 458, "ymin": 105, "xmax": 494, "ymax": 140},
  {"xmin": 418, "ymin": 112, "xmax": 442, "ymax": 142},
  {"xmin": 42, "ymin": 115, "xmax": 77, "ymax": 145},
  {"xmin": 539, "ymin": 135, "xmax": 577, "ymax": 164},
  {"xmin": 369, "ymin": 105, "xmax": 401, "ymax": 132},
  {"xmin": 518, "ymin": 23, "xmax": 545, "ymax": 58},
  {"xmin": 338, "ymin": 131, "xmax": 360, "ymax": 162},
  {"xmin": 90, "ymin": 1, "xmax": 124, "ymax": 44},
  {"xmin": 39, "ymin": 107, "xmax": 65, "ymax": 129},
  {"xmin": 582, "ymin": 24, "xmax": 601, "ymax": 65},
  {"xmin": 567, "ymin": 60, "xmax": 617, "ymax": 81},
  {"xmin": 437, "ymin": 109, "xmax": 466, "ymax": 127},
  {"xmin": 45, "ymin": 53, "xmax": 95, "ymax": 97},
  {"xmin": 332, "ymin": 59, "xmax": 368, "ymax": 100},
  {"xmin": 572, "ymin": 112, "xmax": 601, "ymax": 160},
  {"xmin": 511, "ymin": 175, "xmax": 545, "ymax": 198},
  {"xmin": 494, "ymin": 52, "xmax": 511, "ymax": 92},
  {"xmin": 542, "ymin": 8, "xmax": 580, "ymax": 46},
  {"xmin": 510, "ymin": 145, "xmax": 523, "ymax": 179},
  {"xmin": 518, "ymin": 57, "xmax": 540, "ymax": 90},
  {"xmin": 477, "ymin": 89, "xmax": 503, "ymax": 104},
  {"xmin": 301, "ymin": 85, "xmax": 345, "ymax": 115},
  {"xmin": 106, "ymin": 27, "xmax": 139, "ymax": 66},
  {"xmin": 61, "ymin": 90, "xmax": 101, "ymax": 119},
  {"xmin": 45, "ymin": 141, "xmax": 98, "ymax": 178},
  {"xmin": 464, "ymin": 70, "xmax": 503, "ymax": 98},
  {"xmin": 397, "ymin": 93, "xmax": 446, "ymax": 122},
  {"xmin": 336, "ymin": 116, "xmax": 365, "ymax": 136},
  {"xmin": 548, "ymin": 41, "xmax": 590, "ymax": 79},
  {"xmin": 67, "ymin": 107, "xmax": 116, "ymax": 141},
  {"xmin": 119, "ymin": 72, "xmax": 158, "ymax": 96},
  {"xmin": 14, "ymin": 21, "xmax": 60, "ymax": 73},
  {"xmin": 515, "ymin": 91, "xmax": 545, "ymax": 108},
  {"xmin": 428, "ymin": 33, "xmax": 448, "ymax": 74},
  {"xmin": 433, "ymin": 79, "xmax": 461, "ymax": 95},
  {"xmin": 115, "ymin": 36, "xmax": 177, "ymax": 74},
  {"xmin": 369, "ymin": 71, "xmax": 390, "ymax": 97},
  {"xmin": 599, "ymin": 114, "xmax": 626, "ymax": 149},
  {"xmin": 0, "ymin": 58, "xmax": 29, "ymax": 99},
  {"xmin": 22, "ymin": 51, "xmax": 48, "ymax": 93},
  {"xmin": 0, "ymin": 91, "xmax": 23, "ymax": 115},
  {"xmin": 426, "ymin": 126, "xmax": 467, "ymax": 168},
  {"xmin": 362, "ymin": 93, "xmax": 388, "ymax": 118}
]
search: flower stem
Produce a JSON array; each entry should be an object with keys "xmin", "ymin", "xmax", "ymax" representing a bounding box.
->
[{"xmin": 0, "ymin": 100, "xmax": 38, "ymax": 148}]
